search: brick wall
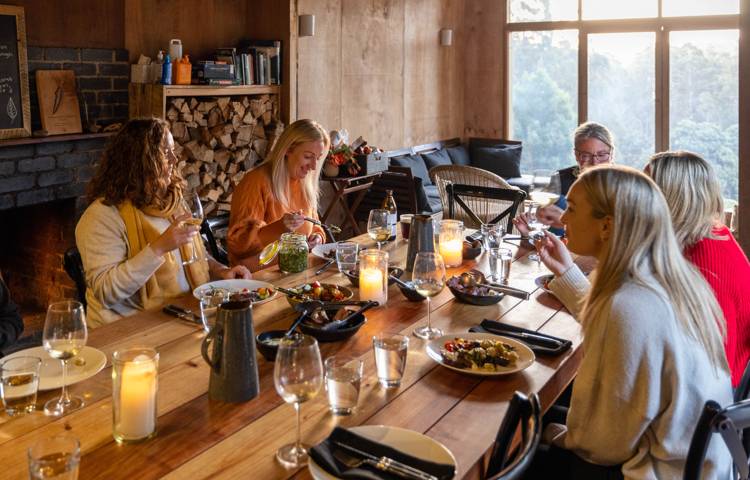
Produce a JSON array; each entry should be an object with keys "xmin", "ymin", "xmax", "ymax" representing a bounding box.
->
[{"xmin": 26, "ymin": 46, "xmax": 129, "ymax": 130}]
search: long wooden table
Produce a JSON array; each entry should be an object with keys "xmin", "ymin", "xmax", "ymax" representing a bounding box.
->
[{"xmin": 0, "ymin": 234, "xmax": 582, "ymax": 479}]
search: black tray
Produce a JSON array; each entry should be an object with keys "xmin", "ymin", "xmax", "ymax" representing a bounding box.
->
[{"xmin": 469, "ymin": 319, "xmax": 572, "ymax": 356}]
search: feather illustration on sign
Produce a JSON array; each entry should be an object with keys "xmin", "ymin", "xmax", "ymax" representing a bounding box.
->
[
  {"xmin": 52, "ymin": 81, "xmax": 63, "ymax": 114},
  {"xmin": 35, "ymin": 70, "xmax": 81, "ymax": 135},
  {"xmin": 6, "ymin": 96, "xmax": 16, "ymax": 121}
]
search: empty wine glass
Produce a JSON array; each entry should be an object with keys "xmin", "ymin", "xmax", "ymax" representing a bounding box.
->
[
  {"xmin": 527, "ymin": 170, "xmax": 559, "ymax": 264},
  {"xmin": 412, "ymin": 252, "xmax": 446, "ymax": 339},
  {"xmin": 367, "ymin": 209, "xmax": 390, "ymax": 250},
  {"xmin": 43, "ymin": 301, "xmax": 88, "ymax": 416},
  {"xmin": 178, "ymin": 190, "xmax": 204, "ymax": 265},
  {"xmin": 274, "ymin": 334, "xmax": 324, "ymax": 468}
]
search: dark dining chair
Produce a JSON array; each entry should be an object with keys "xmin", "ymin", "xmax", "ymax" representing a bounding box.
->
[
  {"xmin": 200, "ymin": 215, "xmax": 230, "ymax": 265},
  {"xmin": 735, "ymin": 359, "xmax": 750, "ymax": 402},
  {"xmin": 63, "ymin": 246, "xmax": 87, "ymax": 309},
  {"xmin": 684, "ymin": 398, "xmax": 750, "ymax": 480},
  {"xmin": 485, "ymin": 391, "xmax": 541, "ymax": 480},
  {"xmin": 446, "ymin": 183, "xmax": 527, "ymax": 235}
]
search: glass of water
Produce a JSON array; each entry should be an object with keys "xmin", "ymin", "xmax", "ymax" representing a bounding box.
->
[
  {"xmin": 324, "ymin": 356, "xmax": 363, "ymax": 415},
  {"xmin": 199, "ymin": 289, "xmax": 228, "ymax": 333},
  {"xmin": 481, "ymin": 223, "xmax": 504, "ymax": 252},
  {"xmin": 489, "ymin": 247, "xmax": 513, "ymax": 284},
  {"xmin": 28, "ymin": 433, "xmax": 80, "ymax": 480},
  {"xmin": 0, "ymin": 356, "xmax": 41, "ymax": 416},
  {"xmin": 372, "ymin": 333, "xmax": 409, "ymax": 388},
  {"xmin": 335, "ymin": 242, "xmax": 359, "ymax": 274}
]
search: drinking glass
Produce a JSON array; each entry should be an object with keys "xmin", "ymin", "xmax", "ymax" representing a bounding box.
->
[
  {"xmin": 489, "ymin": 247, "xmax": 513, "ymax": 284},
  {"xmin": 527, "ymin": 170, "xmax": 559, "ymax": 263},
  {"xmin": 412, "ymin": 252, "xmax": 446, "ymax": 339},
  {"xmin": 335, "ymin": 242, "xmax": 359, "ymax": 274},
  {"xmin": 28, "ymin": 433, "xmax": 80, "ymax": 480},
  {"xmin": 372, "ymin": 333, "xmax": 409, "ymax": 388},
  {"xmin": 199, "ymin": 289, "xmax": 228, "ymax": 333},
  {"xmin": 481, "ymin": 223, "xmax": 505, "ymax": 252},
  {"xmin": 367, "ymin": 209, "xmax": 390, "ymax": 249},
  {"xmin": 179, "ymin": 190, "xmax": 204, "ymax": 265},
  {"xmin": 274, "ymin": 334, "xmax": 323, "ymax": 468},
  {"xmin": 399, "ymin": 214, "xmax": 413, "ymax": 240},
  {"xmin": 43, "ymin": 301, "xmax": 88, "ymax": 416},
  {"xmin": 0, "ymin": 356, "xmax": 41, "ymax": 416},
  {"xmin": 324, "ymin": 356, "xmax": 363, "ymax": 415}
]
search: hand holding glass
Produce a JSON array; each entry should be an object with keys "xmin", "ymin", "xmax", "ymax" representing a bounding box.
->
[
  {"xmin": 412, "ymin": 252, "xmax": 446, "ymax": 339},
  {"xmin": 179, "ymin": 190, "xmax": 204, "ymax": 265}
]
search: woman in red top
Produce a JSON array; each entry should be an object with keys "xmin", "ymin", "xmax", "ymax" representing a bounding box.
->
[{"xmin": 646, "ymin": 151, "xmax": 750, "ymax": 387}]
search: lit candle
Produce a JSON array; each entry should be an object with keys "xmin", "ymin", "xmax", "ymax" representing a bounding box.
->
[
  {"xmin": 360, "ymin": 267, "xmax": 386, "ymax": 304},
  {"xmin": 113, "ymin": 349, "xmax": 158, "ymax": 443},
  {"xmin": 439, "ymin": 239, "xmax": 463, "ymax": 267}
]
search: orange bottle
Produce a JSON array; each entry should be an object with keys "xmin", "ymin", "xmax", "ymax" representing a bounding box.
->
[{"xmin": 174, "ymin": 55, "xmax": 192, "ymax": 85}]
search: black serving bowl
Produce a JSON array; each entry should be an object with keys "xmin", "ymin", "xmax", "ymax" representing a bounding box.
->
[
  {"xmin": 343, "ymin": 267, "xmax": 404, "ymax": 288},
  {"xmin": 256, "ymin": 330, "xmax": 286, "ymax": 361},
  {"xmin": 463, "ymin": 240, "xmax": 483, "ymax": 261},
  {"xmin": 447, "ymin": 284, "xmax": 503, "ymax": 306},
  {"xmin": 299, "ymin": 307, "xmax": 367, "ymax": 342},
  {"xmin": 397, "ymin": 280, "xmax": 427, "ymax": 302}
]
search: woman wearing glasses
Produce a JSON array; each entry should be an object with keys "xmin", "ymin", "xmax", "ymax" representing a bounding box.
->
[{"xmin": 76, "ymin": 118, "xmax": 250, "ymax": 327}]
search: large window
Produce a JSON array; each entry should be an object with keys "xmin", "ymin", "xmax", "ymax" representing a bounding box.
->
[{"xmin": 505, "ymin": 0, "xmax": 740, "ymax": 200}]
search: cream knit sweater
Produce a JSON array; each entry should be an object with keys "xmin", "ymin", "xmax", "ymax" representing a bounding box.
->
[{"xmin": 549, "ymin": 265, "xmax": 733, "ymax": 480}]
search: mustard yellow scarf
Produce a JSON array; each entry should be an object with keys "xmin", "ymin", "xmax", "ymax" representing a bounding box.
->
[{"xmin": 118, "ymin": 189, "xmax": 210, "ymax": 311}]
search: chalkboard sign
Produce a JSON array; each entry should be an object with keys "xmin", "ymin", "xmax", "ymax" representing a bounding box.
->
[{"xmin": 0, "ymin": 5, "xmax": 30, "ymax": 139}]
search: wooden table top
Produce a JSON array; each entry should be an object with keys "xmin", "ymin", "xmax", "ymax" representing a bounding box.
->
[{"xmin": 0, "ymin": 234, "xmax": 582, "ymax": 480}]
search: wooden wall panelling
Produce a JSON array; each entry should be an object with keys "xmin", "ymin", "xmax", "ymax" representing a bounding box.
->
[
  {"xmin": 3, "ymin": 0, "xmax": 124, "ymax": 48},
  {"xmin": 463, "ymin": 0, "xmax": 503, "ymax": 139}
]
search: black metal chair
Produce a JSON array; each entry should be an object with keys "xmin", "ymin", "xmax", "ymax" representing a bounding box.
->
[
  {"xmin": 735, "ymin": 359, "xmax": 750, "ymax": 402},
  {"xmin": 63, "ymin": 246, "xmax": 87, "ymax": 309},
  {"xmin": 352, "ymin": 167, "xmax": 420, "ymax": 225},
  {"xmin": 684, "ymin": 398, "xmax": 750, "ymax": 480},
  {"xmin": 201, "ymin": 215, "xmax": 230, "ymax": 265},
  {"xmin": 485, "ymin": 391, "xmax": 542, "ymax": 480},
  {"xmin": 446, "ymin": 183, "xmax": 527, "ymax": 236}
]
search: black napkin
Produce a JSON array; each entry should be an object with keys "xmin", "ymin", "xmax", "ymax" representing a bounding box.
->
[
  {"xmin": 471, "ymin": 319, "xmax": 572, "ymax": 356},
  {"xmin": 310, "ymin": 427, "xmax": 456, "ymax": 480}
]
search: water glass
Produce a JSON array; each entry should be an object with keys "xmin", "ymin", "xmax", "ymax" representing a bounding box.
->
[
  {"xmin": 199, "ymin": 289, "xmax": 228, "ymax": 333},
  {"xmin": 0, "ymin": 356, "xmax": 41, "ymax": 416},
  {"xmin": 481, "ymin": 223, "xmax": 504, "ymax": 251},
  {"xmin": 324, "ymin": 356, "xmax": 363, "ymax": 415},
  {"xmin": 28, "ymin": 434, "xmax": 80, "ymax": 480},
  {"xmin": 335, "ymin": 242, "xmax": 359, "ymax": 274},
  {"xmin": 489, "ymin": 247, "xmax": 513, "ymax": 284},
  {"xmin": 372, "ymin": 333, "xmax": 409, "ymax": 388}
]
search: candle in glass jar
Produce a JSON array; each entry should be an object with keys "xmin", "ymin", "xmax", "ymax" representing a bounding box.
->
[
  {"xmin": 439, "ymin": 239, "xmax": 463, "ymax": 267},
  {"xmin": 360, "ymin": 268, "xmax": 386, "ymax": 305},
  {"xmin": 113, "ymin": 350, "xmax": 158, "ymax": 442}
]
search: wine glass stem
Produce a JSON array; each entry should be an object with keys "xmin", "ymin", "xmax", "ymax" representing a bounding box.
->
[
  {"xmin": 294, "ymin": 401, "xmax": 302, "ymax": 454},
  {"xmin": 426, "ymin": 297, "xmax": 431, "ymax": 331},
  {"xmin": 60, "ymin": 359, "xmax": 70, "ymax": 406}
]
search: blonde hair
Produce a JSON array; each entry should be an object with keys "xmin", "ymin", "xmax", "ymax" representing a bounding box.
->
[
  {"xmin": 262, "ymin": 119, "xmax": 330, "ymax": 213},
  {"xmin": 646, "ymin": 151, "xmax": 724, "ymax": 248},
  {"xmin": 576, "ymin": 165, "xmax": 726, "ymax": 373}
]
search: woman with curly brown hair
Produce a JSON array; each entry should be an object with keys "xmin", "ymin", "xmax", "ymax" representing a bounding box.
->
[{"xmin": 76, "ymin": 118, "xmax": 250, "ymax": 327}]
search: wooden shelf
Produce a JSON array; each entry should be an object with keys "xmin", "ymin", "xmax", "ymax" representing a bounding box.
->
[
  {"xmin": 161, "ymin": 85, "xmax": 280, "ymax": 97},
  {"xmin": 0, "ymin": 132, "xmax": 114, "ymax": 148}
]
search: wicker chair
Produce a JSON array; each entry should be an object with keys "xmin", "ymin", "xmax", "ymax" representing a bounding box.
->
[{"xmin": 429, "ymin": 165, "xmax": 521, "ymax": 229}]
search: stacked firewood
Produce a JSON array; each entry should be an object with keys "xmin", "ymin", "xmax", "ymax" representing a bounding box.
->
[{"xmin": 166, "ymin": 94, "xmax": 282, "ymax": 215}]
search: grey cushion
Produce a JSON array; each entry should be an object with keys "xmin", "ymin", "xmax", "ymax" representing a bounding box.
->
[
  {"xmin": 422, "ymin": 185, "xmax": 442, "ymax": 213},
  {"xmin": 507, "ymin": 176, "xmax": 532, "ymax": 194},
  {"xmin": 447, "ymin": 145, "xmax": 470, "ymax": 166},
  {"xmin": 390, "ymin": 154, "xmax": 432, "ymax": 186},
  {"xmin": 471, "ymin": 144, "xmax": 522, "ymax": 179},
  {"xmin": 421, "ymin": 149, "xmax": 452, "ymax": 170}
]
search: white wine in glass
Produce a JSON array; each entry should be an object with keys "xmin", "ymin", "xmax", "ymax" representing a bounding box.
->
[
  {"xmin": 367, "ymin": 209, "xmax": 390, "ymax": 250},
  {"xmin": 274, "ymin": 334, "xmax": 323, "ymax": 468},
  {"xmin": 412, "ymin": 252, "xmax": 446, "ymax": 340},
  {"xmin": 179, "ymin": 190, "xmax": 204, "ymax": 265},
  {"xmin": 43, "ymin": 301, "xmax": 88, "ymax": 416}
]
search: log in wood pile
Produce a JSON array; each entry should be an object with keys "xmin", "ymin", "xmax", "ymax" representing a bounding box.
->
[{"xmin": 166, "ymin": 94, "xmax": 283, "ymax": 215}]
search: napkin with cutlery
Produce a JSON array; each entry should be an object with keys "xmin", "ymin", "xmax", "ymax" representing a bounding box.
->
[
  {"xmin": 470, "ymin": 319, "xmax": 572, "ymax": 356},
  {"xmin": 310, "ymin": 427, "xmax": 455, "ymax": 480}
]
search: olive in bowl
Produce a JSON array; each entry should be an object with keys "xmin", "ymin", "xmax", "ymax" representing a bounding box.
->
[{"xmin": 284, "ymin": 281, "xmax": 353, "ymax": 308}]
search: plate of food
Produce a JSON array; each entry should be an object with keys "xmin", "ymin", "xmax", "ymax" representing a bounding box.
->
[
  {"xmin": 192, "ymin": 279, "xmax": 277, "ymax": 305},
  {"xmin": 426, "ymin": 332, "xmax": 535, "ymax": 376},
  {"xmin": 2, "ymin": 346, "xmax": 107, "ymax": 391},
  {"xmin": 311, "ymin": 243, "xmax": 338, "ymax": 260},
  {"xmin": 534, "ymin": 274, "xmax": 555, "ymax": 294},
  {"xmin": 284, "ymin": 281, "xmax": 353, "ymax": 307}
]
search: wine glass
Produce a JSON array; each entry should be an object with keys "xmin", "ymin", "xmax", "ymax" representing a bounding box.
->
[
  {"xmin": 367, "ymin": 209, "xmax": 390, "ymax": 250},
  {"xmin": 412, "ymin": 252, "xmax": 446, "ymax": 340},
  {"xmin": 179, "ymin": 190, "xmax": 204, "ymax": 265},
  {"xmin": 527, "ymin": 170, "xmax": 559, "ymax": 264},
  {"xmin": 274, "ymin": 334, "xmax": 324, "ymax": 468},
  {"xmin": 43, "ymin": 301, "xmax": 88, "ymax": 416}
]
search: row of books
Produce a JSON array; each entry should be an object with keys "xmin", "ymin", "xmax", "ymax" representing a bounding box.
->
[{"xmin": 208, "ymin": 40, "xmax": 281, "ymax": 86}]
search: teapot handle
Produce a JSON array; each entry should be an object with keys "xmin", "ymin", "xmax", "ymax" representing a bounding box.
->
[{"xmin": 201, "ymin": 322, "xmax": 223, "ymax": 371}]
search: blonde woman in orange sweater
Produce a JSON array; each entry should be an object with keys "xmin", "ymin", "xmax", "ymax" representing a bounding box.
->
[{"xmin": 228, "ymin": 119, "xmax": 330, "ymax": 270}]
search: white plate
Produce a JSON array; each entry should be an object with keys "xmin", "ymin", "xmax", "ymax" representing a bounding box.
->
[
  {"xmin": 192, "ymin": 279, "xmax": 277, "ymax": 305},
  {"xmin": 309, "ymin": 425, "xmax": 457, "ymax": 480},
  {"xmin": 535, "ymin": 274, "xmax": 555, "ymax": 294},
  {"xmin": 3, "ymin": 346, "xmax": 107, "ymax": 391},
  {"xmin": 311, "ymin": 243, "xmax": 338, "ymax": 260},
  {"xmin": 426, "ymin": 332, "xmax": 535, "ymax": 377}
]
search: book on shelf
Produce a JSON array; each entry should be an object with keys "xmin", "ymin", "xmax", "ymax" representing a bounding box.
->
[{"xmin": 239, "ymin": 40, "xmax": 281, "ymax": 85}]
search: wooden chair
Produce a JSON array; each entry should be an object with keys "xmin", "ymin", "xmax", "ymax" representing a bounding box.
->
[
  {"xmin": 485, "ymin": 391, "xmax": 542, "ymax": 480},
  {"xmin": 352, "ymin": 167, "xmax": 419, "ymax": 225},
  {"xmin": 201, "ymin": 215, "xmax": 230, "ymax": 265},
  {"xmin": 63, "ymin": 247, "xmax": 87, "ymax": 309},
  {"xmin": 445, "ymin": 183, "xmax": 526, "ymax": 235},
  {"xmin": 430, "ymin": 165, "xmax": 522, "ymax": 229}
]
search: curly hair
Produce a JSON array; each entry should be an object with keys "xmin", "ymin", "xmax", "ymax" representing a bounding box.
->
[{"xmin": 87, "ymin": 117, "xmax": 183, "ymax": 209}]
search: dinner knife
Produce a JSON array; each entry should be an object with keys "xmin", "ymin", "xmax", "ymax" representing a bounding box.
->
[
  {"xmin": 333, "ymin": 441, "xmax": 439, "ymax": 480},
  {"xmin": 485, "ymin": 282, "xmax": 531, "ymax": 300},
  {"xmin": 315, "ymin": 258, "xmax": 336, "ymax": 275},
  {"xmin": 479, "ymin": 321, "xmax": 562, "ymax": 349},
  {"xmin": 162, "ymin": 305, "xmax": 202, "ymax": 325}
]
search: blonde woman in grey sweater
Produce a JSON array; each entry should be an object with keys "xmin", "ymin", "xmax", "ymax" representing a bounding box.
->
[{"xmin": 527, "ymin": 165, "xmax": 732, "ymax": 479}]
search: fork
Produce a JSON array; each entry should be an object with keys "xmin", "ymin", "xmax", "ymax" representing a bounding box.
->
[{"xmin": 332, "ymin": 447, "xmax": 437, "ymax": 480}]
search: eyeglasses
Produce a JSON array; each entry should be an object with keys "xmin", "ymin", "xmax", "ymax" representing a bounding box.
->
[{"xmin": 574, "ymin": 150, "xmax": 611, "ymax": 163}]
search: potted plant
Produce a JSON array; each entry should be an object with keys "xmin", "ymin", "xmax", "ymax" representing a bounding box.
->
[{"xmin": 324, "ymin": 144, "xmax": 362, "ymax": 177}]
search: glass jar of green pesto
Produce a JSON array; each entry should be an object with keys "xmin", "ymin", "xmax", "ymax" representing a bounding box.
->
[{"xmin": 278, "ymin": 233, "xmax": 309, "ymax": 273}]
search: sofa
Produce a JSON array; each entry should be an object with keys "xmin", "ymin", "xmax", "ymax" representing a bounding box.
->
[{"xmin": 383, "ymin": 137, "xmax": 532, "ymax": 214}]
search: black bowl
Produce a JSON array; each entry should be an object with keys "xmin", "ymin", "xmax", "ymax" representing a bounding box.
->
[
  {"xmin": 299, "ymin": 307, "xmax": 367, "ymax": 342},
  {"xmin": 447, "ymin": 284, "xmax": 503, "ymax": 306},
  {"xmin": 463, "ymin": 241, "xmax": 483, "ymax": 261},
  {"xmin": 397, "ymin": 280, "xmax": 426, "ymax": 302},
  {"xmin": 256, "ymin": 330, "xmax": 286, "ymax": 361},
  {"xmin": 343, "ymin": 267, "xmax": 404, "ymax": 288}
]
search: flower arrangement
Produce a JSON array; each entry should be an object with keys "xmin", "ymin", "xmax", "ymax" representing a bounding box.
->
[{"xmin": 325, "ymin": 134, "xmax": 362, "ymax": 176}]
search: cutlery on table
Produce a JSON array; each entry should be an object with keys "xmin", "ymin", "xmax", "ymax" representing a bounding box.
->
[
  {"xmin": 320, "ymin": 301, "xmax": 378, "ymax": 331},
  {"xmin": 315, "ymin": 258, "xmax": 336, "ymax": 275},
  {"xmin": 461, "ymin": 271, "xmax": 531, "ymax": 300},
  {"xmin": 333, "ymin": 441, "xmax": 438, "ymax": 480},
  {"xmin": 162, "ymin": 304, "xmax": 202, "ymax": 325},
  {"xmin": 479, "ymin": 320, "xmax": 566, "ymax": 349}
]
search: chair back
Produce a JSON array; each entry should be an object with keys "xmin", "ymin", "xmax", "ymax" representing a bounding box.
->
[
  {"xmin": 446, "ymin": 183, "xmax": 526, "ymax": 235},
  {"xmin": 486, "ymin": 391, "xmax": 541, "ymax": 480},
  {"xmin": 684, "ymin": 399, "xmax": 750, "ymax": 480},
  {"xmin": 63, "ymin": 247, "xmax": 87, "ymax": 308},
  {"xmin": 353, "ymin": 167, "xmax": 419, "ymax": 224},
  {"xmin": 736, "ymin": 359, "xmax": 750, "ymax": 402},
  {"xmin": 201, "ymin": 215, "xmax": 230, "ymax": 265}
]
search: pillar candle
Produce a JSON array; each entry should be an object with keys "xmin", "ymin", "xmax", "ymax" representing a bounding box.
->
[
  {"xmin": 439, "ymin": 239, "xmax": 463, "ymax": 267},
  {"xmin": 115, "ymin": 354, "xmax": 157, "ymax": 440},
  {"xmin": 360, "ymin": 268, "xmax": 387, "ymax": 305}
]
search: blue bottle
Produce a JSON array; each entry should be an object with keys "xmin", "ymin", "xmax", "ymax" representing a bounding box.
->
[{"xmin": 161, "ymin": 54, "xmax": 172, "ymax": 85}]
